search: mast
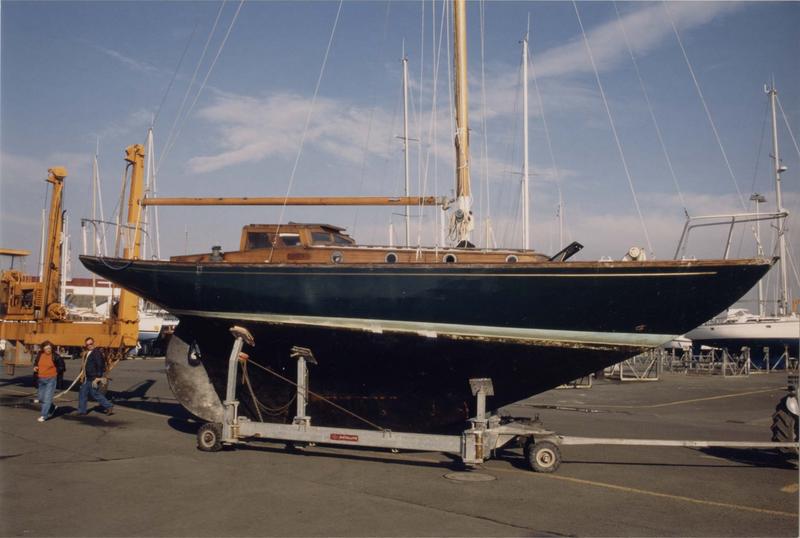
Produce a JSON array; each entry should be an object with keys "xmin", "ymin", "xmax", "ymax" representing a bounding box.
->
[
  {"xmin": 91, "ymin": 147, "xmax": 98, "ymax": 312},
  {"xmin": 60, "ymin": 214, "xmax": 68, "ymax": 307},
  {"xmin": 767, "ymin": 83, "xmax": 789, "ymax": 316},
  {"xmin": 521, "ymin": 27, "xmax": 530, "ymax": 250},
  {"xmin": 452, "ymin": 0, "xmax": 473, "ymax": 245},
  {"xmin": 402, "ymin": 47, "xmax": 411, "ymax": 248},
  {"xmin": 750, "ymin": 192, "xmax": 766, "ymax": 317}
]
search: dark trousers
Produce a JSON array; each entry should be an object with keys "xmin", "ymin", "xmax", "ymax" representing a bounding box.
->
[{"xmin": 78, "ymin": 379, "xmax": 113, "ymax": 414}]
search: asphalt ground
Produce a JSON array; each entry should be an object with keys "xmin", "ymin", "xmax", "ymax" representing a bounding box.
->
[{"xmin": 1, "ymin": 358, "xmax": 798, "ymax": 537}]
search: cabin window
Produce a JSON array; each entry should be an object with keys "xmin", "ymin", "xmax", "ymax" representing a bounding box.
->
[
  {"xmin": 246, "ymin": 232, "xmax": 272, "ymax": 250},
  {"xmin": 312, "ymin": 232, "xmax": 332, "ymax": 244},
  {"xmin": 443, "ymin": 254, "xmax": 457, "ymax": 263},
  {"xmin": 331, "ymin": 251, "xmax": 344, "ymax": 264},
  {"xmin": 385, "ymin": 252, "xmax": 398, "ymax": 264},
  {"xmin": 505, "ymin": 255, "xmax": 518, "ymax": 263},
  {"xmin": 333, "ymin": 234, "xmax": 354, "ymax": 245},
  {"xmin": 279, "ymin": 233, "xmax": 302, "ymax": 247}
]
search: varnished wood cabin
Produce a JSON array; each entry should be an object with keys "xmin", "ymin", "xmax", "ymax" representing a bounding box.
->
[{"xmin": 170, "ymin": 223, "xmax": 554, "ymax": 265}]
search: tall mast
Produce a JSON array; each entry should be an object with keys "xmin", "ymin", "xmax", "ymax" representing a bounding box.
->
[
  {"xmin": 452, "ymin": 0, "xmax": 473, "ymax": 244},
  {"xmin": 521, "ymin": 27, "xmax": 530, "ymax": 250},
  {"xmin": 767, "ymin": 83, "xmax": 789, "ymax": 316},
  {"xmin": 750, "ymin": 192, "xmax": 766, "ymax": 317},
  {"xmin": 402, "ymin": 46, "xmax": 411, "ymax": 248},
  {"xmin": 92, "ymin": 150, "xmax": 98, "ymax": 312}
]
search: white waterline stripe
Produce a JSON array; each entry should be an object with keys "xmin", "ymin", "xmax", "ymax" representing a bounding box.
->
[{"xmin": 170, "ymin": 309, "xmax": 674, "ymax": 348}]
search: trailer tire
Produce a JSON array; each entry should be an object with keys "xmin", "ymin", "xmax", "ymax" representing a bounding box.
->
[
  {"xmin": 525, "ymin": 439, "xmax": 561, "ymax": 473},
  {"xmin": 197, "ymin": 422, "xmax": 223, "ymax": 452},
  {"xmin": 771, "ymin": 397, "xmax": 799, "ymax": 456}
]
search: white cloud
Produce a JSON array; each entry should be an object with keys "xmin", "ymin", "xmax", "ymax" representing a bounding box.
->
[
  {"xmin": 95, "ymin": 108, "xmax": 154, "ymax": 140},
  {"xmin": 186, "ymin": 92, "xmax": 397, "ymax": 174},
  {"xmin": 532, "ymin": 2, "xmax": 741, "ymax": 80},
  {"xmin": 96, "ymin": 46, "xmax": 162, "ymax": 75}
]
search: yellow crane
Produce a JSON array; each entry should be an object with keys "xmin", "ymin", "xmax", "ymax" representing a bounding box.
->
[{"xmin": 1, "ymin": 146, "xmax": 146, "ymax": 369}]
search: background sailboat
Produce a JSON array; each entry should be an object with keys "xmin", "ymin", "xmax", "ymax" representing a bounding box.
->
[{"xmin": 687, "ymin": 84, "xmax": 799, "ymax": 366}]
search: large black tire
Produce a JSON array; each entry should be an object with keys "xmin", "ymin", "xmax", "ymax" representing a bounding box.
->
[
  {"xmin": 771, "ymin": 396, "xmax": 799, "ymax": 456},
  {"xmin": 197, "ymin": 422, "xmax": 223, "ymax": 452},
  {"xmin": 524, "ymin": 439, "xmax": 561, "ymax": 473}
]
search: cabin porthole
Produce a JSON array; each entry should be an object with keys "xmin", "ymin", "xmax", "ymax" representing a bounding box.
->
[
  {"xmin": 505, "ymin": 255, "xmax": 518, "ymax": 263},
  {"xmin": 331, "ymin": 251, "xmax": 344, "ymax": 264},
  {"xmin": 385, "ymin": 252, "xmax": 398, "ymax": 264},
  {"xmin": 443, "ymin": 253, "xmax": 458, "ymax": 264}
]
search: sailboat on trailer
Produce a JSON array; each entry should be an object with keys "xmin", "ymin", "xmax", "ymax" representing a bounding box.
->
[{"xmin": 81, "ymin": 1, "xmax": 773, "ymax": 433}]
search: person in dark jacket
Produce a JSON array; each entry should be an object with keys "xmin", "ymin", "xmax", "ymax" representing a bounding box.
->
[
  {"xmin": 77, "ymin": 337, "xmax": 114, "ymax": 415},
  {"xmin": 53, "ymin": 349, "xmax": 66, "ymax": 390}
]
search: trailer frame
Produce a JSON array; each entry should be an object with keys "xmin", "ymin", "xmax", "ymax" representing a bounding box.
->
[{"xmin": 196, "ymin": 327, "xmax": 799, "ymax": 473}]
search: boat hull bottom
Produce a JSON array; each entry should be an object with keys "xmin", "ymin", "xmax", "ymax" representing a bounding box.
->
[{"xmin": 166, "ymin": 315, "xmax": 651, "ymax": 433}]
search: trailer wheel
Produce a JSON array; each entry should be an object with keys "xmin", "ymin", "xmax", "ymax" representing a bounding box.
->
[
  {"xmin": 197, "ymin": 422, "xmax": 223, "ymax": 452},
  {"xmin": 771, "ymin": 396, "xmax": 799, "ymax": 455},
  {"xmin": 525, "ymin": 439, "xmax": 561, "ymax": 473}
]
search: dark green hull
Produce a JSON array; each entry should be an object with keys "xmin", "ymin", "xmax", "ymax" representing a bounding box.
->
[{"xmin": 80, "ymin": 255, "xmax": 771, "ymax": 432}]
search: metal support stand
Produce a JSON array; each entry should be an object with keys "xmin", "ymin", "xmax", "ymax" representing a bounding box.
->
[
  {"xmin": 198, "ymin": 327, "xmax": 800, "ymax": 474},
  {"xmin": 291, "ymin": 346, "xmax": 316, "ymax": 427},
  {"xmin": 221, "ymin": 326, "xmax": 254, "ymax": 444}
]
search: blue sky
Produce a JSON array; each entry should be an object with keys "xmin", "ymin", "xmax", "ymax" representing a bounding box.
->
[{"xmin": 2, "ymin": 1, "xmax": 798, "ymax": 308}]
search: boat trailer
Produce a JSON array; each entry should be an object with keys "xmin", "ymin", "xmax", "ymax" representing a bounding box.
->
[{"xmin": 196, "ymin": 327, "xmax": 799, "ymax": 473}]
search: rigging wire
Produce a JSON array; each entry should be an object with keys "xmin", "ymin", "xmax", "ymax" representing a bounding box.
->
[
  {"xmin": 442, "ymin": 0, "xmax": 455, "ymax": 248},
  {"xmin": 777, "ymin": 94, "xmax": 800, "ymax": 167},
  {"xmin": 613, "ymin": 1, "xmax": 687, "ymax": 218},
  {"xmin": 93, "ymin": 148, "xmax": 109, "ymax": 257},
  {"xmin": 158, "ymin": 1, "xmax": 228, "ymax": 173},
  {"xmin": 748, "ymin": 98, "xmax": 770, "ymax": 196},
  {"xmin": 733, "ymin": 99, "xmax": 769, "ymax": 259},
  {"xmin": 270, "ymin": 0, "xmax": 344, "ymax": 262},
  {"xmin": 244, "ymin": 355, "xmax": 387, "ymax": 432},
  {"xmin": 37, "ymin": 182, "xmax": 50, "ymax": 277},
  {"xmin": 350, "ymin": 1, "xmax": 393, "ymax": 237},
  {"xmin": 161, "ymin": 0, "xmax": 246, "ymax": 169},
  {"xmin": 152, "ymin": 22, "xmax": 199, "ymax": 130},
  {"xmin": 416, "ymin": 0, "xmax": 448, "ymax": 248},
  {"xmin": 775, "ymin": 94, "xmax": 800, "ymax": 292},
  {"xmin": 417, "ymin": 0, "xmax": 425, "ymax": 241},
  {"xmin": 528, "ymin": 17, "xmax": 567, "ymax": 251},
  {"xmin": 478, "ymin": 0, "xmax": 492, "ymax": 248},
  {"xmin": 662, "ymin": 1, "xmax": 747, "ymax": 211},
  {"xmin": 496, "ymin": 59, "xmax": 522, "ymax": 248},
  {"xmin": 573, "ymin": 0, "xmax": 654, "ymax": 257}
]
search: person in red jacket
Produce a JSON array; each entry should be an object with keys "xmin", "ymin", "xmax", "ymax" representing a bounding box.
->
[{"xmin": 32, "ymin": 342, "xmax": 59, "ymax": 422}]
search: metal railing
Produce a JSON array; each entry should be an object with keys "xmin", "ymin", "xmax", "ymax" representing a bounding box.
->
[{"xmin": 673, "ymin": 211, "xmax": 787, "ymax": 260}]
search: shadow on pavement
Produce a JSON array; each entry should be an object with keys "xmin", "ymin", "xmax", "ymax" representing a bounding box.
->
[
  {"xmin": 232, "ymin": 440, "xmax": 465, "ymax": 471},
  {"xmin": 698, "ymin": 446, "xmax": 798, "ymax": 470}
]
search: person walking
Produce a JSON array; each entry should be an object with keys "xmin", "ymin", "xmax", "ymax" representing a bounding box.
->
[
  {"xmin": 54, "ymin": 349, "xmax": 66, "ymax": 390},
  {"xmin": 78, "ymin": 337, "xmax": 114, "ymax": 416},
  {"xmin": 33, "ymin": 342, "xmax": 58, "ymax": 422}
]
